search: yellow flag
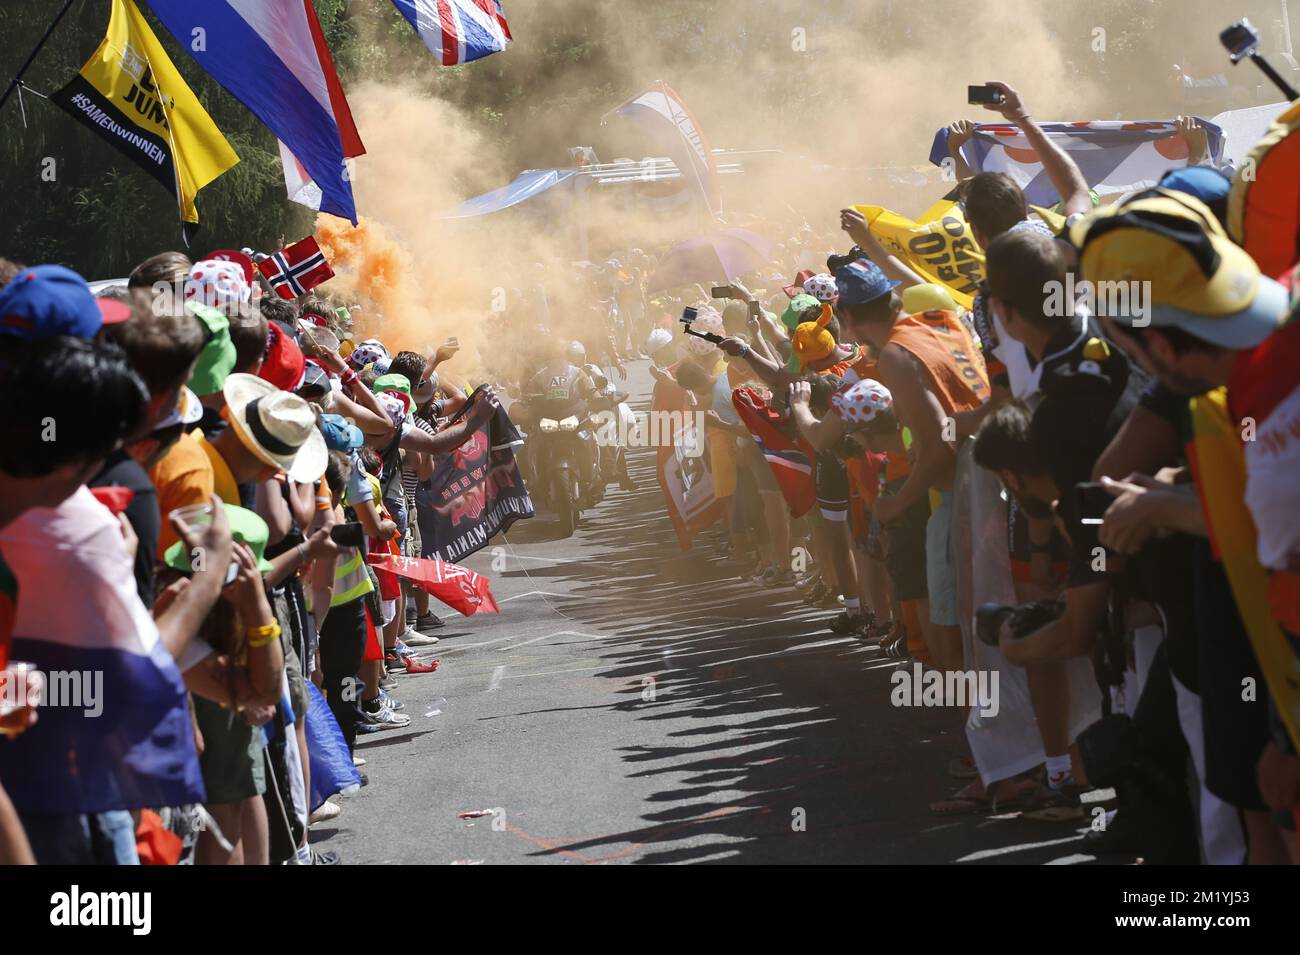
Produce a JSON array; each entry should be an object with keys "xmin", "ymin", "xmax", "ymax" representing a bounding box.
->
[
  {"xmin": 52, "ymin": 0, "xmax": 238, "ymax": 224},
  {"xmin": 853, "ymin": 200, "xmax": 984, "ymax": 308}
]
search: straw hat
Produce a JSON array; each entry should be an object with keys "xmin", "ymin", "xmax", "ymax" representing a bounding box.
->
[{"xmin": 222, "ymin": 372, "xmax": 327, "ymax": 482}]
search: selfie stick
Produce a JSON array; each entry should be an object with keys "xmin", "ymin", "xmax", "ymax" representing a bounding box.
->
[
  {"xmin": 1222, "ymin": 19, "xmax": 1300, "ymax": 101},
  {"xmin": 1242, "ymin": 50, "xmax": 1300, "ymax": 100}
]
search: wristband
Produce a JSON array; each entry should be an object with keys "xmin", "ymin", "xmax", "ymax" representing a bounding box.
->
[
  {"xmin": 246, "ymin": 621, "xmax": 281, "ymax": 648},
  {"xmin": 738, "ymin": 343, "xmax": 751, "ymax": 358}
]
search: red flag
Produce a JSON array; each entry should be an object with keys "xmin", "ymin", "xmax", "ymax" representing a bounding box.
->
[
  {"xmin": 258, "ymin": 236, "xmax": 334, "ymax": 300},
  {"xmin": 653, "ymin": 368, "xmax": 723, "ymax": 549},
  {"xmin": 366, "ymin": 554, "xmax": 500, "ymax": 616},
  {"xmin": 731, "ymin": 387, "xmax": 817, "ymax": 517}
]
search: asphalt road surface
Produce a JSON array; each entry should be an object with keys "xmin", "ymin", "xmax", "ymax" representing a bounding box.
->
[{"xmin": 318, "ymin": 360, "xmax": 1099, "ymax": 865}]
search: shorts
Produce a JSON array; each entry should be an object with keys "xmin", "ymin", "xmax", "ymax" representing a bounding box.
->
[
  {"xmin": 815, "ymin": 452, "xmax": 849, "ymax": 522},
  {"xmin": 876, "ymin": 478, "xmax": 930, "ymax": 602},
  {"xmin": 272, "ymin": 589, "xmax": 309, "ymax": 718},
  {"xmin": 709, "ymin": 430, "xmax": 738, "ymax": 499},
  {"xmin": 193, "ymin": 695, "xmax": 267, "ymax": 805},
  {"xmin": 403, "ymin": 494, "xmax": 421, "ymax": 557},
  {"xmin": 925, "ymin": 490, "xmax": 958, "ymax": 626},
  {"xmin": 744, "ymin": 440, "xmax": 779, "ymax": 493}
]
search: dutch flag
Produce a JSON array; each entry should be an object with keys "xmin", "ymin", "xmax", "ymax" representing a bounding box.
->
[{"xmin": 146, "ymin": 0, "xmax": 366, "ymax": 223}]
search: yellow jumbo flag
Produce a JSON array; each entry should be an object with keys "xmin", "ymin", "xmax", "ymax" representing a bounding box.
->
[
  {"xmin": 853, "ymin": 200, "xmax": 984, "ymax": 308},
  {"xmin": 52, "ymin": 0, "xmax": 238, "ymax": 224}
]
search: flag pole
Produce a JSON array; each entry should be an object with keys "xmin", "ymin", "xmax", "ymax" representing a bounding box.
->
[{"xmin": 0, "ymin": 0, "xmax": 78, "ymax": 113}]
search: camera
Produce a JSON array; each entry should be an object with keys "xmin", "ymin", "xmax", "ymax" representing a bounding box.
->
[
  {"xmin": 967, "ymin": 84, "xmax": 1005, "ymax": 106},
  {"xmin": 825, "ymin": 246, "xmax": 865, "ymax": 273},
  {"xmin": 975, "ymin": 598, "xmax": 1065, "ymax": 647},
  {"xmin": 1219, "ymin": 19, "xmax": 1260, "ymax": 64}
]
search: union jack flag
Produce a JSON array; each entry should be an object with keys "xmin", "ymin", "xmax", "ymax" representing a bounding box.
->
[
  {"xmin": 389, "ymin": 0, "xmax": 511, "ymax": 66},
  {"xmin": 258, "ymin": 235, "xmax": 334, "ymax": 300}
]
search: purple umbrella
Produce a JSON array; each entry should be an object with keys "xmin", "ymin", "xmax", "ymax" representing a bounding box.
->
[{"xmin": 646, "ymin": 228, "xmax": 774, "ymax": 293}]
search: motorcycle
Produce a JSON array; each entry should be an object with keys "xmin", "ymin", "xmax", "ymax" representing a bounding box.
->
[{"xmin": 515, "ymin": 365, "xmax": 604, "ymax": 538}]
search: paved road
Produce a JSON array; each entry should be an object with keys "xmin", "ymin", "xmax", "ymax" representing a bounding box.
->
[{"xmin": 318, "ymin": 361, "xmax": 1096, "ymax": 864}]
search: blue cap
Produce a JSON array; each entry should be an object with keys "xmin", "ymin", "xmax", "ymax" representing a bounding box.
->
[
  {"xmin": 834, "ymin": 259, "xmax": 900, "ymax": 306},
  {"xmin": 1158, "ymin": 166, "xmax": 1232, "ymax": 207},
  {"xmin": 0, "ymin": 265, "xmax": 131, "ymax": 341},
  {"xmin": 319, "ymin": 413, "xmax": 364, "ymax": 451}
]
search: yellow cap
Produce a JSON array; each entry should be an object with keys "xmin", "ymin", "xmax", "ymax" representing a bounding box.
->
[{"xmin": 1070, "ymin": 189, "xmax": 1285, "ymax": 348}]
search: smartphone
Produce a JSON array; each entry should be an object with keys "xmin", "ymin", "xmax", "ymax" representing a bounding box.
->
[
  {"xmin": 967, "ymin": 84, "xmax": 1005, "ymax": 106},
  {"xmin": 222, "ymin": 560, "xmax": 240, "ymax": 586},
  {"xmin": 330, "ymin": 521, "xmax": 365, "ymax": 547},
  {"xmin": 1074, "ymin": 482, "xmax": 1113, "ymax": 526},
  {"xmin": 710, "ymin": 286, "xmax": 733, "ymax": 299},
  {"xmin": 681, "ymin": 305, "xmax": 699, "ymax": 323}
]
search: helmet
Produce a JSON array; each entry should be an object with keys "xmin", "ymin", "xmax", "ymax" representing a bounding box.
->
[{"xmin": 566, "ymin": 340, "xmax": 587, "ymax": 363}]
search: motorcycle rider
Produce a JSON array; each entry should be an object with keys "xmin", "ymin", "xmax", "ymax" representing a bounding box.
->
[
  {"xmin": 567, "ymin": 341, "xmax": 636, "ymax": 492},
  {"xmin": 514, "ymin": 340, "xmax": 601, "ymax": 498}
]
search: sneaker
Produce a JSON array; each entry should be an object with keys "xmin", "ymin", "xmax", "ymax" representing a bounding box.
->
[
  {"xmin": 401, "ymin": 626, "xmax": 440, "ymax": 647},
  {"xmin": 414, "ymin": 612, "xmax": 445, "ymax": 633},
  {"xmin": 405, "ymin": 605, "xmax": 418, "ymax": 625},
  {"xmin": 309, "ymin": 800, "xmax": 341, "ymax": 824},
  {"xmin": 761, "ymin": 567, "xmax": 795, "ymax": 587},
  {"xmin": 384, "ymin": 651, "xmax": 407, "ymax": 671},
  {"xmin": 393, "ymin": 638, "xmax": 417, "ymax": 657},
  {"xmin": 358, "ymin": 702, "xmax": 411, "ymax": 730},
  {"xmin": 311, "ymin": 848, "xmax": 342, "ymax": 865},
  {"xmin": 352, "ymin": 755, "xmax": 366, "ymax": 767},
  {"xmin": 378, "ymin": 688, "xmax": 405, "ymax": 711},
  {"xmin": 378, "ymin": 673, "xmax": 397, "ymax": 690}
]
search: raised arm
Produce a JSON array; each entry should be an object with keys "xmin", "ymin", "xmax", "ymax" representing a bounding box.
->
[{"xmin": 983, "ymin": 81, "xmax": 1091, "ymax": 218}]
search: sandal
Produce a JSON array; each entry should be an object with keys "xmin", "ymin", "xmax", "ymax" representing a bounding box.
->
[{"xmin": 929, "ymin": 779, "xmax": 989, "ymax": 815}]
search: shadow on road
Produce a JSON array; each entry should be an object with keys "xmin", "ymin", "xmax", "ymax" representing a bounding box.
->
[{"xmin": 491, "ymin": 390, "xmax": 1095, "ymax": 865}]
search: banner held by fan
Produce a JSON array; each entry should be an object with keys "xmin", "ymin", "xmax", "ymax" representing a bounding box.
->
[
  {"xmin": 852, "ymin": 201, "xmax": 984, "ymax": 309},
  {"xmin": 367, "ymin": 554, "xmax": 499, "ymax": 616}
]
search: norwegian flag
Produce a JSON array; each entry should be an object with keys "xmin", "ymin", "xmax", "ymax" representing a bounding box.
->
[
  {"xmin": 389, "ymin": 1, "xmax": 511, "ymax": 66},
  {"xmin": 930, "ymin": 119, "xmax": 1225, "ymax": 207},
  {"xmin": 732, "ymin": 387, "xmax": 817, "ymax": 519},
  {"xmin": 258, "ymin": 236, "xmax": 334, "ymax": 300}
]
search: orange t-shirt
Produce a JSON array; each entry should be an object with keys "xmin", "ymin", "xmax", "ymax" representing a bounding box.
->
[{"xmin": 148, "ymin": 430, "xmax": 215, "ymax": 552}]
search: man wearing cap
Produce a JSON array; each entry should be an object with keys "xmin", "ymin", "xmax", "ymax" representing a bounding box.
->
[
  {"xmin": 1073, "ymin": 190, "xmax": 1300, "ymax": 826},
  {"xmin": 0, "ymin": 264, "xmax": 131, "ymax": 341},
  {"xmin": 833, "ymin": 257, "xmax": 988, "ymax": 670}
]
